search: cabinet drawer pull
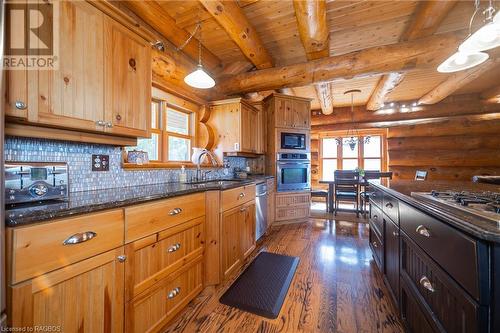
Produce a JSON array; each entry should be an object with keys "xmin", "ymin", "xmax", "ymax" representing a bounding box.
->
[
  {"xmin": 168, "ymin": 243, "xmax": 181, "ymax": 252},
  {"xmin": 15, "ymin": 101, "xmax": 27, "ymax": 110},
  {"xmin": 105, "ymin": 121, "xmax": 113, "ymax": 128},
  {"xmin": 117, "ymin": 255, "xmax": 127, "ymax": 263},
  {"xmin": 240, "ymin": 207, "xmax": 247, "ymax": 212},
  {"xmin": 385, "ymin": 202, "xmax": 393, "ymax": 209},
  {"xmin": 167, "ymin": 287, "xmax": 181, "ymax": 299},
  {"xmin": 392, "ymin": 231, "xmax": 399, "ymax": 237},
  {"xmin": 372, "ymin": 241, "xmax": 378, "ymax": 248},
  {"xmin": 95, "ymin": 120, "xmax": 105, "ymax": 127},
  {"xmin": 372, "ymin": 214, "xmax": 378, "ymax": 220},
  {"xmin": 238, "ymin": 192, "xmax": 245, "ymax": 199},
  {"xmin": 168, "ymin": 208, "xmax": 183, "ymax": 216},
  {"xmin": 419, "ymin": 276, "xmax": 435, "ymax": 292},
  {"xmin": 63, "ymin": 231, "xmax": 97, "ymax": 245},
  {"xmin": 416, "ymin": 225, "xmax": 431, "ymax": 237}
]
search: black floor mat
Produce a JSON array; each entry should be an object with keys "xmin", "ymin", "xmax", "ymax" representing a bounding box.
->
[{"xmin": 219, "ymin": 251, "xmax": 300, "ymax": 319}]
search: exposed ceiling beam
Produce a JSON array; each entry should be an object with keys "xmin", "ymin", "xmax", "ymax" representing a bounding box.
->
[
  {"xmin": 366, "ymin": 73, "xmax": 404, "ymax": 111},
  {"xmin": 293, "ymin": 0, "xmax": 333, "ymax": 115},
  {"xmin": 419, "ymin": 59, "xmax": 499, "ymax": 105},
  {"xmin": 366, "ymin": 0, "xmax": 457, "ymax": 110},
  {"xmin": 199, "ymin": 0, "xmax": 274, "ymax": 69},
  {"xmin": 217, "ymin": 32, "xmax": 463, "ymax": 95},
  {"xmin": 401, "ymin": 0, "xmax": 459, "ymax": 42},
  {"xmin": 481, "ymin": 85, "xmax": 500, "ymax": 103},
  {"xmin": 123, "ymin": 0, "xmax": 223, "ymax": 73}
]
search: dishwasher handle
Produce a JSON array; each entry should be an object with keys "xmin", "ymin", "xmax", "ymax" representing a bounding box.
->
[{"xmin": 256, "ymin": 192, "xmax": 268, "ymax": 197}]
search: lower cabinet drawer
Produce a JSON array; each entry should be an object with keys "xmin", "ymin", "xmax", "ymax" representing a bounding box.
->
[
  {"xmin": 369, "ymin": 226, "xmax": 384, "ymax": 272},
  {"xmin": 400, "ymin": 277, "xmax": 437, "ymax": 333},
  {"xmin": 125, "ymin": 258, "xmax": 203, "ymax": 333},
  {"xmin": 10, "ymin": 209, "xmax": 124, "ymax": 284},
  {"xmin": 369, "ymin": 203, "xmax": 384, "ymax": 237},
  {"xmin": 275, "ymin": 206, "xmax": 310, "ymax": 221},
  {"xmin": 401, "ymin": 232, "xmax": 487, "ymax": 333},
  {"xmin": 221, "ymin": 184, "xmax": 255, "ymax": 212},
  {"xmin": 125, "ymin": 217, "xmax": 204, "ymax": 300}
]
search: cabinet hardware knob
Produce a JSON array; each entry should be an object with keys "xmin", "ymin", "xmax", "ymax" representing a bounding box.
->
[
  {"xmin": 115, "ymin": 114, "xmax": 122, "ymax": 121},
  {"xmin": 385, "ymin": 202, "xmax": 393, "ymax": 209},
  {"xmin": 167, "ymin": 287, "xmax": 181, "ymax": 299},
  {"xmin": 95, "ymin": 120, "xmax": 105, "ymax": 127},
  {"xmin": 392, "ymin": 231, "xmax": 399, "ymax": 237},
  {"xmin": 238, "ymin": 192, "xmax": 245, "ymax": 199},
  {"xmin": 168, "ymin": 243, "xmax": 181, "ymax": 252},
  {"xmin": 63, "ymin": 231, "xmax": 97, "ymax": 245},
  {"xmin": 372, "ymin": 241, "xmax": 378, "ymax": 248},
  {"xmin": 106, "ymin": 122, "xmax": 113, "ymax": 128},
  {"xmin": 416, "ymin": 225, "xmax": 431, "ymax": 237},
  {"xmin": 168, "ymin": 207, "xmax": 183, "ymax": 216},
  {"xmin": 373, "ymin": 214, "xmax": 378, "ymax": 220},
  {"xmin": 117, "ymin": 255, "xmax": 127, "ymax": 263},
  {"xmin": 419, "ymin": 276, "xmax": 435, "ymax": 292},
  {"xmin": 15, "ymin": 101, "xmax": 27, "ymax": 110},
  {"xmin": 240, "ymin": 207, "xmax": 246, "ymax": 212}
]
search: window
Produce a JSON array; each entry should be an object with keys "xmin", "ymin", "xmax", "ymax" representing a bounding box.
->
[
  {"xmin": 320, "ymin": 131, "xmax": 386, "ymax": 180},
  {"xmin": 126, "ymin": 93, "xmax": 197, "ymax": 164}
]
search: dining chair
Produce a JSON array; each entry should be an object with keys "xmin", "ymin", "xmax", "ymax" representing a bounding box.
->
[
  {"xmin": 360, "ymin": 171, "xmax": 393, "ymax": 217},
  {"xmin": 333, "ymin": 170, "xmax": 360, "ymax": 217}
]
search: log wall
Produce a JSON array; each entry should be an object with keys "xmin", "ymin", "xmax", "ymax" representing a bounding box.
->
[{"xmin": 311, "ymin": 96, "xmax": 500, "ymax": 189}]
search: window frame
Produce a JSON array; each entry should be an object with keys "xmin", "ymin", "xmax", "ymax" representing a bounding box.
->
[
  {"xmin": 319, "ymin": 129, "xmax": 388, "ymax": 180},
  {"xmin": 162, "ymin": 103, "xmax": 195, "ymax": 163}
]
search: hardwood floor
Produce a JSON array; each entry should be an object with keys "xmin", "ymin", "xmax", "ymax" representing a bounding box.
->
[{"xmin": 163, "ymin": 217, "xmax": 404, "ymax": 333}]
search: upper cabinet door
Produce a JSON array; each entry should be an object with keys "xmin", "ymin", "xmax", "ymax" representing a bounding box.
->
[
  {"xmin": 36, "ymin": 1, "xmax": 106, "ymax": 131},
  {"xmin": 293, "ymin": 100, "xmax": 311, "ymax": 129},
  {"xmin": 104, "ymin": 18, "xmax": 151, "ymax": 138},
  {"xmin": 240, "ymin": 104, "xmax": 258, "ymax": 153}
]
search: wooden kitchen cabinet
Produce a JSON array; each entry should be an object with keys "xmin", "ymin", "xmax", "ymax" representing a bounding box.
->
[
  {"xmin": 208, "ymin": 98, "xmax": 260, "ymax": 155},
  {"xmin": 104, "ymin": 16, "xmax": 151, "ymax": 138},
  {"xmin": 240, "ymin": 201, "xmax": 257, "ymax": 259},
  {"xmin": 5, "ymin": 1, "xmax": 151, "ymax": 138},
  {"xmin": 384, "ymin": 217, "xmax": 400, "ymax": 305},
  {"xmin": 221, "ymin": 206, "xmax": 244, "ymax": 279},
  {"xmin": 265, "ymin": 94, "xmax": 311, "ymax": 130},
  {"xmin": 8, "ymin": 247, "xmax": 125, "ymax": 333}
]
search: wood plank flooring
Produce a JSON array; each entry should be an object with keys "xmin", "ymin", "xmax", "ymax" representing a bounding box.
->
[{"xmin": 163, "ymin": 217, "xmax": 404, "ymax": 333}]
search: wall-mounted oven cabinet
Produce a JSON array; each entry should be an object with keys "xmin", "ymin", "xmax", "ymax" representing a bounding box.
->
[{"xmin": 276, "ymin": 153, "xmax": 311, "ymax": 192}]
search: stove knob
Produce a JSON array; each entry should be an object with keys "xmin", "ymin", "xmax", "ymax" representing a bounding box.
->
[
  {"xmin": 9, "ymin": 195, "xmax": 15, "ymax": 200},
  {"xmin": 30, "ymin": 184, "xmax": 48, "ymax": 197}
]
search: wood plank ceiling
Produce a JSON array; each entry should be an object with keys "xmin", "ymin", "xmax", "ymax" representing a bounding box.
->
[{"xmin": 149, "ymin": 0, "xmax": 499, "ymax": 110}]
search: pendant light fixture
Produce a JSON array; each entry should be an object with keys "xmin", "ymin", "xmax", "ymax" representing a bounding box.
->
[
  {"xmin": 178, "ymin": 19, "xmax": 215, "ymax": 89},
  {"xmin": 335, "ymin": 89, "xmax": 370, "ymax": 151},
  {"xmin": 438, "ymin": 0, "xmax": 499, "ymax": 73}
]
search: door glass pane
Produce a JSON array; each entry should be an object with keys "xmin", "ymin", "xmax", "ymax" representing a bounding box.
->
[
  {"xmin": 364, "ymin": 136, "xmax": 381, "ymax": 157},
  {"xmin": 282, "ymin": 168, "xmax": 307, "ymax": 184},
  {"xmin": 167, "ymin": 108, "xmax": 189, "ymax": 135},
  {"xmin": 168, "ymin": 136, "xmax": 190, "ymax": 161},
  {"xmin": 130, "ymin": 133, "xmax": 159, "ymax": 161},
  {"xmin": 364, "ymin": 158, "xmax": 381, "ymax": 171},
  {"xmin": 342, "ymin": 138, "xmax": 358, "ymax": 158},
  {"xmin": 322, "ymin": 159, "xmax": 337, "ymax": 180},
  {"xmin": 322, "ymin": 138, "xmax": 337, "ymax": 158},
  {"xmin": 151, "ymin": 101, "xmax": 159, "ymax": 129},
  {"xmin": 342, "ymin": 159, "xmax": 358, "ymax": 170}
]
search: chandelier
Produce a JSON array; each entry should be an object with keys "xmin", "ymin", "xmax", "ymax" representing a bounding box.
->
[
  {"xmin": 335, "ymin": 89, "xmax": 370, "ymax": 151},
  {"xmin": 438, "ymin": 0, "xmax": 500, "ymax": 73}
]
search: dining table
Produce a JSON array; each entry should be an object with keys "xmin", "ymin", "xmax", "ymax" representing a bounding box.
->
[{"xmin": 318, "ymin": 179, "xmax": 371, "ymax": 213}]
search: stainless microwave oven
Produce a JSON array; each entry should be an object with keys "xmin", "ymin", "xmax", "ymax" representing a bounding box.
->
[{"xmin": 281, "ymin": 132, "xmax": 306, "ymax": 150}]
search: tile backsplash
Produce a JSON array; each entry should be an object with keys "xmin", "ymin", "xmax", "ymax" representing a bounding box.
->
[{"xmin": 4, "ymin": 137, "xmax": 247, "ymax": 192}]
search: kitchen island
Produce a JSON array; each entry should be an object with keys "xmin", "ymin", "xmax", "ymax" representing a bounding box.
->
[{"xmin": 368, "ymin": 180, "xmax": 500, "ymax": 333}]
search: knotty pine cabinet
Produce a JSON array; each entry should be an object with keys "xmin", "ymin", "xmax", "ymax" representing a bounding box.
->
[
  {"xmin": 208, "ymin": 98, "xmax": 260, "ymax": 155},
  {"xmin": 5, "ymin": 0, "xmax": 151, "ymax": 138},
  {"xmin": 9, "ymin": 247, "xmax": 126, "ymax": 332},
  {"xmin": 264, "ymin": 93, "xmax": 311, "ymax": 130}
]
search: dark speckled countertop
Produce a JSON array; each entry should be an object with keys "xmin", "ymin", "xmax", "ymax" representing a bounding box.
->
[
  {"xmin": 369, "ymin": 180, "xmax": 500, "ymax": 243},
  {"xmin": 5, "ymin": 175, "xmax": 274, "ymax": 227}
]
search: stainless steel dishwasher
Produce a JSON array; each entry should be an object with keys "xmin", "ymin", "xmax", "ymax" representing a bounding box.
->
[{"xmin": 255, "ymin": 182, "xmax": 268, "ymax": 241}]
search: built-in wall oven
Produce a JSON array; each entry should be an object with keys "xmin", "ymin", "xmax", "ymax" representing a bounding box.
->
[
  {"xmin": 276, "ymin": 153, "xmax": 311, "ymax": 192},
  {"xmin": 280, "ymin": 132, "xmax": 307, "ymax": 150}
]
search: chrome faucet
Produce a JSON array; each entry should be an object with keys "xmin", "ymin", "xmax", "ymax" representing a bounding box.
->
[{"xmin": 196, "ymin": 149, "xmax": 218, "ymax": 181}]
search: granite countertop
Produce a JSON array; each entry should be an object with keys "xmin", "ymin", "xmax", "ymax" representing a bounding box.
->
[
  {"xmin": 369, "ymin": 180, "xmax": 500, "ymax": 243},
  {"xmin": 5, "ymin": 176, "xmax": 274, "ymax": 227}
]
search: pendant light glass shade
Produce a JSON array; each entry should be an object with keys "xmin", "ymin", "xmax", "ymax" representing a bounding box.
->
[
  {"xmin": 184, "ymin": 65, "xmax": 215, "ymax": 89},
  {"xmin": 458, "ymin": 22, "xmax": 500, "ymax": 52},
  {"xmin": 437, "ymin": 51, "xmax": 489, "ymax": 73}
]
